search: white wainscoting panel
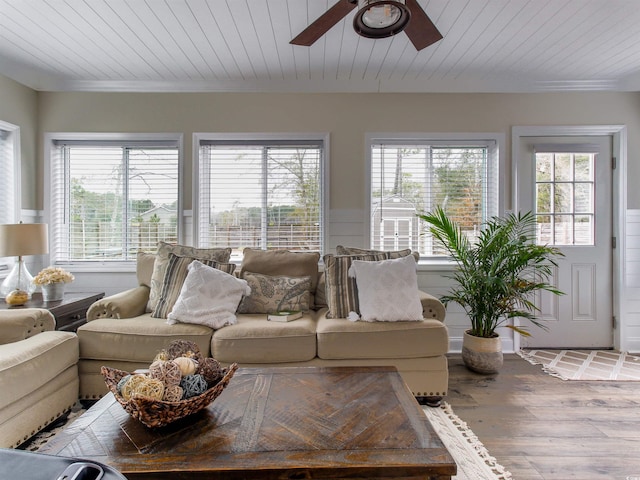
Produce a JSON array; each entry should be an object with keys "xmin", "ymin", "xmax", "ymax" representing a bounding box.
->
[{"xmin": 624, "ymin": 210, "xmax": 640, "ymax": 352}]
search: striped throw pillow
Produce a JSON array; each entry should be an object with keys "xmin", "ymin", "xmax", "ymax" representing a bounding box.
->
[{"xmin": 322, "ymin": 253, "xmax": 386, "ymax": 319}]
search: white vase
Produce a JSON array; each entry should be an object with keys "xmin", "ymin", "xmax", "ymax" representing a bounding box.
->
[{"xmin": 42, "ymin": 283, "xmax": 65, "ymax": 302}]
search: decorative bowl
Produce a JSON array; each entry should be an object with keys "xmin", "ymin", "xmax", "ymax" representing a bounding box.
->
[{"xmin": 101, "ymin": 362, "xmax": 238, "ymax": 428}]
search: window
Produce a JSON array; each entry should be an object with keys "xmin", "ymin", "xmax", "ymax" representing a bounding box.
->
[
  {"xmin": 47, "ymin": 135, "xmax": 181, "ymax": 264},
  {"xmin": 534, "ymin": 147, "xmax": 596, "ymax": 246},
  {"xmin": 196, "ymin": 134, "xmax": 326, "ymax": 259},
  {"xmin": 368, "ymin": 135, "xmax": 500, "ymax": 258},
  {"xmin": 0, "ymin": 121, "xmax": 19, "ymax": 273}
]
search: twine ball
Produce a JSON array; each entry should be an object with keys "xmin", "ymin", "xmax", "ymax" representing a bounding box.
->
[
  {"xmin": 120, "ymin": 374, "xmax": 149, "ymax": 401},
  {"xmin": 199, "ymin": 357, "xmax": 223, "ymax": 386},
  {"xmin": 162, "ymin": 384, "xmax": 184, "ymax": 402},
  {"xmin": 121, "ymin": 374, "xmax": 165, "ymax": 401},
  {"xmin": 180, "ymin": 374, "xmax": 208, "ymax": 399},
  {"xmin": 149, "ymin": 360, "xmax": 182, "ymax": 386},
  {"xmin": 174, "ymin": 356, "xmax": 198, "ymax": 376}
]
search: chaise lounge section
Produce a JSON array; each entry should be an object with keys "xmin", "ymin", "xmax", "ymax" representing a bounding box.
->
[{"xmin": 0, "ymin": 308, "xmax": 79, "ymax": 448}]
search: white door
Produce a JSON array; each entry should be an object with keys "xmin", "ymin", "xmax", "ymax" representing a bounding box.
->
[{"xmin": 516, "ymin": 136, "xmax": 613, "ymax": 348}]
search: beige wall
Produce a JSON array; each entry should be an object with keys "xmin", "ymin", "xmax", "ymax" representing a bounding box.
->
[
  {"xmin": 37, "ymin": 91, "xmax": 640, "ymax": 213},
  {"xmin": 0, "ymin": 74, "xmax": 38, "ymax": 210}
]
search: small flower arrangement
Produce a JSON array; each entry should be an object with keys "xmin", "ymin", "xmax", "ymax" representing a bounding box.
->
[{"xmin": 33, "ymin": 266, "xmax": 75, "ymax": 286}]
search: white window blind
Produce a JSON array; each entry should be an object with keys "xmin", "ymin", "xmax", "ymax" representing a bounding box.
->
[
  {"xmin": 0, "ymin": 123, "xmax": 18, "ymax": 273},
  {"xmin": 197, "ymin": 139, "xmax": 324, "ymax": 258},
  {"xmin": 370, "ymin": 140, "xmax": 498, "ymax": 257},
  {"xmin": 0, "ymin": 128, "xmax": 16, "ymax": 224},
  {"xmin": 50, "ymin": 139, "xmax": 179, "ymax": 263}
]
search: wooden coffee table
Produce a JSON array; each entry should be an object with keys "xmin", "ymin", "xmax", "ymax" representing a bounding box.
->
[{"xmin": 40, "ymin": 366, "xmax": 456, "ymax": 479}]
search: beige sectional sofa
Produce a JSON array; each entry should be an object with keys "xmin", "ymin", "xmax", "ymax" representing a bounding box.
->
[
  {"xmin": 0, "ymin": 308, "xmax": 79, "ymax": 448},
  {"xmin": 78, "ymin": 245, "xmax": 450, "ymax": 405}
]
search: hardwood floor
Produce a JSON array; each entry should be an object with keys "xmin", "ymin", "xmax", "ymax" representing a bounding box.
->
[{"xmin": 445, "ymin": 353, "xmax": 640, "ymax": 480}]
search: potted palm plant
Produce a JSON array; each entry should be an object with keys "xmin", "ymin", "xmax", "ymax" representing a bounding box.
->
[{"xmin": 418, "ymin": 206, "xmax": 563, "ymax": 374}]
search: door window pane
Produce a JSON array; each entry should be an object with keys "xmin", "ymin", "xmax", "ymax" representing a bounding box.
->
[{"xmin": 535, "ymin": 151, "xmax": 595, "ymax": 246}]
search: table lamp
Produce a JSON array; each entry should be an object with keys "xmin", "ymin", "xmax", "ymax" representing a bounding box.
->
[{"xmin": 0, "ymin": 223, "xmax": 49, "ymax": 302}]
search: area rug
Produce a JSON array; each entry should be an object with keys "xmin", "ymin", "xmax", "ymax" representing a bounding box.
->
[
  {"xmin": 518, "ymin": 349, "xmax": 640, "ymax": 380},
  {"xmin": 23, "ymin": 402, "xmax": 510, "ymax": 480},
  {"xmin": 423, "ymin": 403, "xmax": 512, "ymax": 480}
]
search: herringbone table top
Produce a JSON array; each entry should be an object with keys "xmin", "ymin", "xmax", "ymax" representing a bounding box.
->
[{"xmin": 41, "ymin": 366, "xmax": 456, "ymax": 479}]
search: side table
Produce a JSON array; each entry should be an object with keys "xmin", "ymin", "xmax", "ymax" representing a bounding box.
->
[{"xmin": 1, "ymin": 292, "xmax": 105, "ymax": 332}]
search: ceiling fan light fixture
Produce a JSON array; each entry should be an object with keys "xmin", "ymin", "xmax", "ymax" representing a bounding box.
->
[{"xmin": 353, "ymin": 0, "xmax": 411, "ymax": 39}]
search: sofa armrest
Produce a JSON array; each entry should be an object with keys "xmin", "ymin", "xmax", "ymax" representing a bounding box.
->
[
  {"xmin": 0, "ymin": 309, "xmax": 56, "ymax": 345},
  {"xmin": 419, "ymin": 291, "xmax": 446, "ymax": 322},
  {"xmin": 86, "ymin": 285, "xmax": 150, "ymax": 321}
]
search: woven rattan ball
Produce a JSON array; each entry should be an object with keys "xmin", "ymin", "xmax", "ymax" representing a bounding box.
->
[
  {"xmin": 180, "ymin": 374, "xmax": 208, "ymax": 399},
  {"xmin": 162, "ymin": 384, "xmax": 184, "ymax": 402},
  {"xmin": 198, "ymin": 357, "xmax": 223, "ymax": 386},
  {"xmin": 149, "ymin": 360, "xmax": 182, "ymax": 386},
  {"xmin": 166, "ymin": 340, "xmax": 203, "ymax": 363}
]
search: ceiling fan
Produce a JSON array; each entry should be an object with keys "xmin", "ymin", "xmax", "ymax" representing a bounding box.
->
[{"xmin": 290, "ymin": 0, "xmax": 443, "ymax": 51}]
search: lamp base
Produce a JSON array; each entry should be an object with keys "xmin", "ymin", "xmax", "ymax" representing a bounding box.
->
[{"xmin": 0, "ymin": 259, "xmax": 36, "ymax": 301}]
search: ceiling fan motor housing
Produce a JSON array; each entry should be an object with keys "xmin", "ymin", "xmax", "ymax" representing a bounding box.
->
[{"xmin": 353, "ymin": 0, "xmax": 411, "ymax": 39}]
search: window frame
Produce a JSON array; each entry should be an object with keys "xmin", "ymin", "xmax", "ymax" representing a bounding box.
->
[
  {"xmin": 44, "ymin": 132, "xmax": 184, "ymax": 271},
  {"xmin": 365, "ymin": 132, "xmax": 505, "ymax": 264},
  {"xmin": 193, "ymin": 132, "xmax": 330, "ymax": 258}
]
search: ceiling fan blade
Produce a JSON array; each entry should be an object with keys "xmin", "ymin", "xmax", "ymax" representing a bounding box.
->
[
  {"xmin": 290, "ymin": 0, "xmax": 357, "ymax": 46},
  {"xmin": 404, "ymin": 0, "xmax": 443, "ymax": 51}
]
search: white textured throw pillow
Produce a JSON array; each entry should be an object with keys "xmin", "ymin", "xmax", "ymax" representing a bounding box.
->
[
  {"xmin": 348, "ymin": 255, "xmax": 423, "ymax": 322},
  {"xmin": 167, "ymin": 260, "xmax": 251, "ymax": 329}
]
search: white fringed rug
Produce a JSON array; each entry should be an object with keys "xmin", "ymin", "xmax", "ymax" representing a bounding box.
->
[
  {"xmin": 24, "ymin": 402, "xmax": 511, "ymax": 480},
  {"xmin": 423, "ymin": 403, "xmax": 512, "ymax": 480},
  {"xmin": 518, "ymin": 349, "xmax": 640, "ymax": 381}
]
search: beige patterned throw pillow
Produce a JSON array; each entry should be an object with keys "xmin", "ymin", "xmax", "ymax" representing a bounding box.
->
[
  {"xmin": 147, "ymin": 242, "xmax": 232, "ymax": 312},
  {"xmin": 152, "ymin": 253, "xmax": 236, "ymax": 319},
  {"xmin": 322, "ymin": 253, "xmax": 387, "ymax": 319},
  {"xmin": 240, "ymin": 248, "xmax": 320, "ymax": 307},
  {"xmin": 236, "ymin": 273, "xmax": 311, "ymax": 314}
]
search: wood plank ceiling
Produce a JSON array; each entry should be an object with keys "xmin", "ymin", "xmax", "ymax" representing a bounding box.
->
[{"xmin": 1, "ymin": 0, "xmax": 640, "ymax": 93}]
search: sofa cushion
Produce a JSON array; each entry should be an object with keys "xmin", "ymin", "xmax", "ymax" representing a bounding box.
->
[
  {"xmin": 147, "ymin": 242, "xmax": 232, "ymax": 312},
  {"xmin": 336, "ymin": 245, "xmax": 420, "ymax": 262},
  {"xmin": 167, "ymin": 260, "xmax": 250, "ymax": 329},
  {"xmin": 211, "ymin": 311, "xmax": 320, "ymax": 363},
  {"xmin": 0, "ymin": 331, "xmax": 78, "ymax": 407},
  {"xmin": 240, "ymin": 248, "xmax": 320, "ymax": 307},
  {"xmin": 136, "ymin": 252, "xmax": 156, "ymax": 287},
  {"xmin": 316, "ymin": 315, "xmax": 449, "ymax": 360},
  {"xmin": 348, "ymin": 255, "xmax": 423, "ymax": 322},
  {"xmin": 152, "ymin": 253, "xmax": 236, "ymax": 319},
  {"xmin": 322, "ymin": 253, "xmax": 386, "ymax": 319},
  {"xmin": 236, "ymin": 273, "xmax": 311, "ymax": 314},
  {"xmin": 78, "ymin": 315, "xmax": 213, "ymax": 363}
]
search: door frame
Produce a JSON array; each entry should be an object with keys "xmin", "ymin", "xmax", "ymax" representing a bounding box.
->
[{"xmin": 512, "ymin": 125, "xmax": 628, "ymax": 352}]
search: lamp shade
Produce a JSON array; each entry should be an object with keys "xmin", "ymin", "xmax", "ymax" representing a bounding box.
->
[{"xmin": 0, "ymin": 223, "xmax": 49, "ymax": 257}]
